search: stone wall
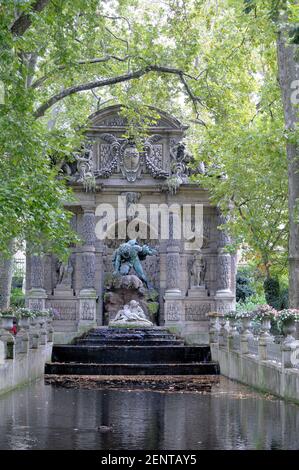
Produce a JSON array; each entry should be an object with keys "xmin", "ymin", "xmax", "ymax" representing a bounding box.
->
[
  {"xmin": 0, "ymin": 322, "xmax": 53, "ymax": 396},
  {"xmin": 209, "ymin": 313, "xmax": 299, "ymax": 403}
]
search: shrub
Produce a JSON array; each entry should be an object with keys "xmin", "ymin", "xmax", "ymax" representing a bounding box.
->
[
  {"xmin": 10, "ymin": 288, "xmax": 25, "ymax": 308},
  {"xmin": 264, "ymin": 277, "xmax": 280, "ymax": 309},
  {"xmin": 236, "ymin": 272, "xmax": 255, "ymax": 302}
]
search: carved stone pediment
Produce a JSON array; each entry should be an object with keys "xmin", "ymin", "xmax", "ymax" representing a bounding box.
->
[
  {"xmin": 62, "ymin": 105, "xmax": 197, "ymax": 186},
  {"xmin": 94, "ymin": 133, "xmax": 169, "ymax": 181}
]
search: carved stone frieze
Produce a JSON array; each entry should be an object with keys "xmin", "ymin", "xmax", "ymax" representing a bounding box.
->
[
  {"xmin": 185, "ymin": 302, "xmax": 212, "ymax": 321},
  {"xmin": 166, "ymin": 302, "xmax": 181, "ymax": 321},
  {"xmin": 49, "ymin": 300, "xmax": 77, "ymax": 321}
]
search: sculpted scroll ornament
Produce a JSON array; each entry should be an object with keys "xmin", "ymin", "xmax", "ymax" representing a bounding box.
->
[
  {"xmin": 143, "ymin": 135, "xmax": 169, "ymax": 178},
  {"xmin": 96, "ymin": 133, "xmax": 120, "ymax": 177}
]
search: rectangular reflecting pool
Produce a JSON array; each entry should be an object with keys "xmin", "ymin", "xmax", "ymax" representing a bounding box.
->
[{"xmin": 0, "ymin": 377, "xmax": 299, "ymax": 450}]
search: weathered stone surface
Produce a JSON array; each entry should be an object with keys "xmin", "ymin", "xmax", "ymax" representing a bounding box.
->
[{"xmin": 104, "ymin": 274, "xmax": 158, "ymax": 324}]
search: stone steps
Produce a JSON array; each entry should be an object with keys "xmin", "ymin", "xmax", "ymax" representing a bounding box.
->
[
  {"xmin": 45, "ymin": 362, "xmax": 220, "ymax": 376},
  {"xmin": 51, "ymin": 344, "xmax": 211, "ymax": 364},
  {"xmin": 46, "ymin": 327, "xmax": 219, "ymax": 377},
  {"xmin": 76, "ymin": 339, "xmax": 184, "ymax": 346}
]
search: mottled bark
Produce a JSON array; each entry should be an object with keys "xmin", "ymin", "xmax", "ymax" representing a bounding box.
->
[
  {"xmin": 0, "ymin": 254, "xmax": 13, "ymax": 309},
  {"xmin": 277, "ymin": 28, "xmax": 299, "ymax": 307},
  {"xmin": 10, "ymin": 0, "xmax": 50, "ymax": 37}
]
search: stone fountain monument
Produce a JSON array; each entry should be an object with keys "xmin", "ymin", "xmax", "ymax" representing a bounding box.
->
[
  {"xmin": 26, "ymin": 104, "xmax": 236, "ymax": 344},
  {"xmin": 105, "ymin": 239, "xmax": 158, "ymax": 327}
]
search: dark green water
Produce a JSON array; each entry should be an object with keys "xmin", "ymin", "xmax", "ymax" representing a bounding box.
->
[{"xmin": 0, "ymin": 377, "xmax": 298, "ymax": 450}]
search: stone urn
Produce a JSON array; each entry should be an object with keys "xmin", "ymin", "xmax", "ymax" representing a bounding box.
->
[
  {"xmin": 0, "ymin": 316, "xmax": 14, "ymax": 331},
  {"xmin": 30, "ymin": 316, "xmax": 37, "ymax": 327},
  {"xmin": 261, "ymin": 316, "xmax": 272, "ymax": 338},
  {"xmin": 18, "ymin": 317, "xmax": 31, "ymax": 330},
  {"xmin": 227, "ymin": 317, "xmax": 238, "ymax": 337},
  {"xmin": 282, "ymin": 319, "xmax": 296, "ymax": 343},
  {"xmin": 241, "ymin": 316, "xmax": 252, "ymax": 335},
  {"xmin": 36, "ymin": 316, "xmax": 46, "ymax": 327}
]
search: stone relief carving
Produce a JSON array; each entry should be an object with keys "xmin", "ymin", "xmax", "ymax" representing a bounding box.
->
[
  {"xmin": 216, "ymin": 301, "xmax": 234, "ymax": 314},
  {"xmin": 143, "ymin": 135, "xmax": 169, "ymax": 178},
  {"xmin": 29, "ymin": 299, "xmax": 44, "ymax": 311},
  {"xmin": 142, "ymin": 255, "xmax": 159, "ymax": 289},
  {"xmin": 170, "ymin": 141, "xmax": 194, "ymax": 181},
  {"xmin": 49, "ymin": 301, "xmax": 77, "ymax": 320},
  {"xmin": 81, "ymin": 253, "xmax": 95, "ymax": 289},
  {"xmin": 30, "ymin": 255, "xmax": 44, "ymax": 289},
  {"xmin": 80, "ymin": 300, "xmax": 96, "ymax": 321},
  {"xmin": 96, "ymin": 133, "xmax": 120, "ymax": 177},
  {"xmin": 119, "ymin": 140, "xmax": 142, "ymax": 182},
  {"xmin": 217, "ymin": 255, "xmax": 231, "ymax": 291},
  {"xmin": 216, "ymin": 209, "xmax": 231, "ymax": 247},
  {"xmin": 203, "ymin": 216, "xmax": 211, "ymax": 248},
  {"xmin": 96, "ymin": 133, "xmax": 169, "ymax": 181},
  {"xmin": 82, "ymin": 211, "xmax": 96, "ymax": 245},
  {"xmin": 166, "ymin": 302, "xmax": 181, "ymax": 321},
  {"xmin": 166, "ymin": 254, "xmax": 181, "ymax": 290},
  {"xmin": 185, "ymin": 302, "xmax": 212, "ymax": 321}
]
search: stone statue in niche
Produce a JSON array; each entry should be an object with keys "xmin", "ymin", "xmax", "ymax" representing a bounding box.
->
[
  {"xmin": 109, "ymin": 300, "xmax": 153, "ymax": 327},
  {"xmin": 190, "ymin": 253, "xmax": 207, "ymax": 288},
  {"xmin": 56, "ymin": 258, "xmax": 73, "ymax": 288},
  {"xmin": 112, "ymin": 239, "xmax": 157, "ymax": 289}
]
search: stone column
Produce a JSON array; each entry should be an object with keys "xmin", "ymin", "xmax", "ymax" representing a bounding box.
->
[
  {"xmin": 27, "ymin": 254, "xmax": 47, "ymax": 311},
  {"xmin": 215, "ymin": 210, "xmax": 235, "ymax": 312},
  {"xmin": 164, "ymin": 213, "xmax": 184, "ymax": 328},
  {"xmin": 78, "ymin": 206, "xmax": 97, "ymax": 330},
  {"xmin": 95, "ymin": 240, "xmax": 105, "ymax": 326}
]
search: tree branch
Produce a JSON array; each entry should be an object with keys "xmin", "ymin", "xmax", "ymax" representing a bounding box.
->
[
  {"xmin": 30, "ymin": 55, "xmax": 130, "ymax": 89},
  {"xmin": 34, "ymin": 65, "xmax": 205, "ymax": 118},
  {"xmin": 10, "ymin": 0, "xmax": 50, "ymax": 36}
]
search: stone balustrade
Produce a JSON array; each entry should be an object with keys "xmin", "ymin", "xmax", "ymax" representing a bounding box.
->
[
  {"xmin": 208, "ymin": 312, "xmax": 299, "ymax": 403},
  {"xmin": 0, "ymin": 315, "xmax": 53, "ymax": 396}
]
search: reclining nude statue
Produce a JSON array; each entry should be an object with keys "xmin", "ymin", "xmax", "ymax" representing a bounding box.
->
[
  {"xmin": 112, "ymin": 239, "xmax": 157, "ymax": 289},
  {"xmin": 109, "ymin": 300, "xmax": 153, "ymax": 326}
]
